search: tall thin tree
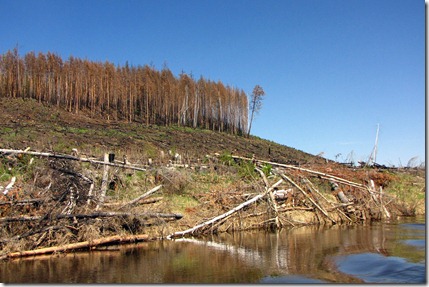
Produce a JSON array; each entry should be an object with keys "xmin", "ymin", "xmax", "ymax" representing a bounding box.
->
[{"xmin": 247, "ymin": 85, "xmax": 265, "ymax": 137}]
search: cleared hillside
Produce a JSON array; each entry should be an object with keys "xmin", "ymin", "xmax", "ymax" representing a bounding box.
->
[{"xmin": 0, "ymin": 97, "xmax": 323, "ymax": 166}]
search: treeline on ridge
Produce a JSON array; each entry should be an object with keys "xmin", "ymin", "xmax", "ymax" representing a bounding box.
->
[{"xmin": 0, "ymin": 48, "xmax": 248, "ymax": 135}]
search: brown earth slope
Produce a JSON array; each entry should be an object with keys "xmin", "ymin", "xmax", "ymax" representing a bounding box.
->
[{"xmin": 0, "ymin": 97, "xmax": 321, "ymax": 166}]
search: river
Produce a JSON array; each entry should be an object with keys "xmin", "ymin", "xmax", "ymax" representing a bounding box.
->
[{"xmin": 0, "ymin": 216, "xmax": 425, "ymax": 283}]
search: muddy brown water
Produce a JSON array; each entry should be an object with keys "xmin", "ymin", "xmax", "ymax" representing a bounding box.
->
[{"xmin": 0, "ymin": 216, "xmax": 425, "ymax": 283}]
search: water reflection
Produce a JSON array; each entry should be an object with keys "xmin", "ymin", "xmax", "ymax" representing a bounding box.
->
[
  {"xmin": 335, "ymin": 252, "xmax": 425, "ymax": 283},
  {"xmin": 0, "ymin": 217, "xmax": 425, "ymax": 283},
  {"xmin": 333, "ymin": 218, "xmax": 426, "ymax": 283}
]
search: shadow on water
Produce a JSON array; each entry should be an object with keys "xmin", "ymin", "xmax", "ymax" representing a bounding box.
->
[{"xmin": 0, "ymin": 216, "xmax": 425, "ymax": 283}]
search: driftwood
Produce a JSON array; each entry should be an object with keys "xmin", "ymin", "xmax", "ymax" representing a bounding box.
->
[
  {"xmin": 0, "ymin": 234, "xmax": 149, "ymax": 260},
  {"xmin": 0, "ymin": 149, "xmax": 147, "ymax": 172},
  {"xmin": 0, "ymin": 211, "xmax": 183, "ymax": 223},
  {"xmin": 119, "ymin": 185, "xmax": 163, "ymax": 210},
  {"xmin": 168, "ymin": 179, "xmax": 283, "ymax": 239}
]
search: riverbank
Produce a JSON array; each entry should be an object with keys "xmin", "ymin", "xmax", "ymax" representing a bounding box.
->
[{"xmin": 0, "ymin": 147, "xmax": 425, "ymax": 260}]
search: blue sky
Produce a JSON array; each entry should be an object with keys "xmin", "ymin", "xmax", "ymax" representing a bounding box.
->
[{"xmin": 1, "ymin": 0, "xmax": 425, "ymax": 167}]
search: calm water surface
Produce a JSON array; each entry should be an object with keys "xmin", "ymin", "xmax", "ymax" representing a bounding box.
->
[{"xmin": 0, "ymin": 216, "xmax": 425, "ymax": 283}]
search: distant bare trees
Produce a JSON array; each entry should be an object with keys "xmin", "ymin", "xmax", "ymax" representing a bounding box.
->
[{"xmin": 0, "ymin": 49, "xmax": 248, "ymax": 135}]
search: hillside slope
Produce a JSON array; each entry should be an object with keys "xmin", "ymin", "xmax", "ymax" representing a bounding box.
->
[{"xmin": 0, "ymin": 97, "xmax": 323, "ymax": 166}]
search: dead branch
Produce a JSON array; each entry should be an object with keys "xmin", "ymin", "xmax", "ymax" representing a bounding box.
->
[
  {"xmin": 118, "ymin": 185, "xmax": 162, "ymax": 210},
  {"xmin": 104, "ymin": 196, "xmax": 163, "ymax": 207}
]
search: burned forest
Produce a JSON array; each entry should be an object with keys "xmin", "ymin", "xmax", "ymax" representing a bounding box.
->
[{"xmin": 0, "ymin": 48, "xmax": 248, "ymax": 134}]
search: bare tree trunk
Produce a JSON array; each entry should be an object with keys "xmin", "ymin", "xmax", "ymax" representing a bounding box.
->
[{"xmin": 96, "ymin": 153, "xmax": 110, "ymax": 210}]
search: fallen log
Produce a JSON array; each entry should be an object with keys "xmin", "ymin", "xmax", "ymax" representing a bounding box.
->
[
  {"xmin": 104, "ymin": 196, "xmax": 163, "ymax": 207},
  {"xmin": 0, "ymin": 211, "xmax": 183, "ymax": 223},
  {"xmin": 0, "ymin": 149, "xmax": 147, "ymax": 172},
  {"xmin": 0, "ymin": 198, "xmax": 44, "ymax": 206},
  {"xmin": 168, "ymin": 179, "xmax": 283, "ymax": 239},
  {"xmin": 231, "ymin": 155, "xmax": 365, "ymax": 189},
  {"xmin": 119, "ymin": 185, "xmax": 162, "ymax": 210},
  {"xmin": 0, "ymin": 234, "xmax": 149, "ymax": 260}
]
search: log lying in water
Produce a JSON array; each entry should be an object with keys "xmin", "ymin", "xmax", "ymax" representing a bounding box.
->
[{"xmin": 0, "ymin": 234, "xmax": 149, "ymax": 260}]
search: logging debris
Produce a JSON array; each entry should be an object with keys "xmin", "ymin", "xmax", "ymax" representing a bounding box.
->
[{"xmin": 0, "ymin": 148, "xmax": 415, "ymax": 260}]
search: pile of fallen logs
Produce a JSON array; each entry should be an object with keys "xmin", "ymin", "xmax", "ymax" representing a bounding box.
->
[
  {"xmin": 0, "ymin": 148, "xmax": 397, "ymax": 260},
  {"xmin": 168, "ymin": 155, "xmax": 395, "ymax": 238},
  {"xmin": 0, "ymin": 148, "xmax": 182, "ymax": 260}
]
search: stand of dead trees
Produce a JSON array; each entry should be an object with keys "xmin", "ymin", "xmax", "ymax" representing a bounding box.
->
[
  {"xmin": 0, "ymin": 148, "xmax": 402, "ymax": 260},
  {"xmin": 0, "ymin": 48, "xmax": 248, "ymax": 135}
]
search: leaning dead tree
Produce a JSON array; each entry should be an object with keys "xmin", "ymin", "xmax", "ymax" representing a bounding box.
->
[{"xmin": 168, "ymin": 179, "xmax": 283, "ymax": 239}]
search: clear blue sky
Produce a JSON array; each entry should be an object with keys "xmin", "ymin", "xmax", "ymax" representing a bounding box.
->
[{"xmin": 1, "ymin": 0, "xmax": 425, "ymax": 167}]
